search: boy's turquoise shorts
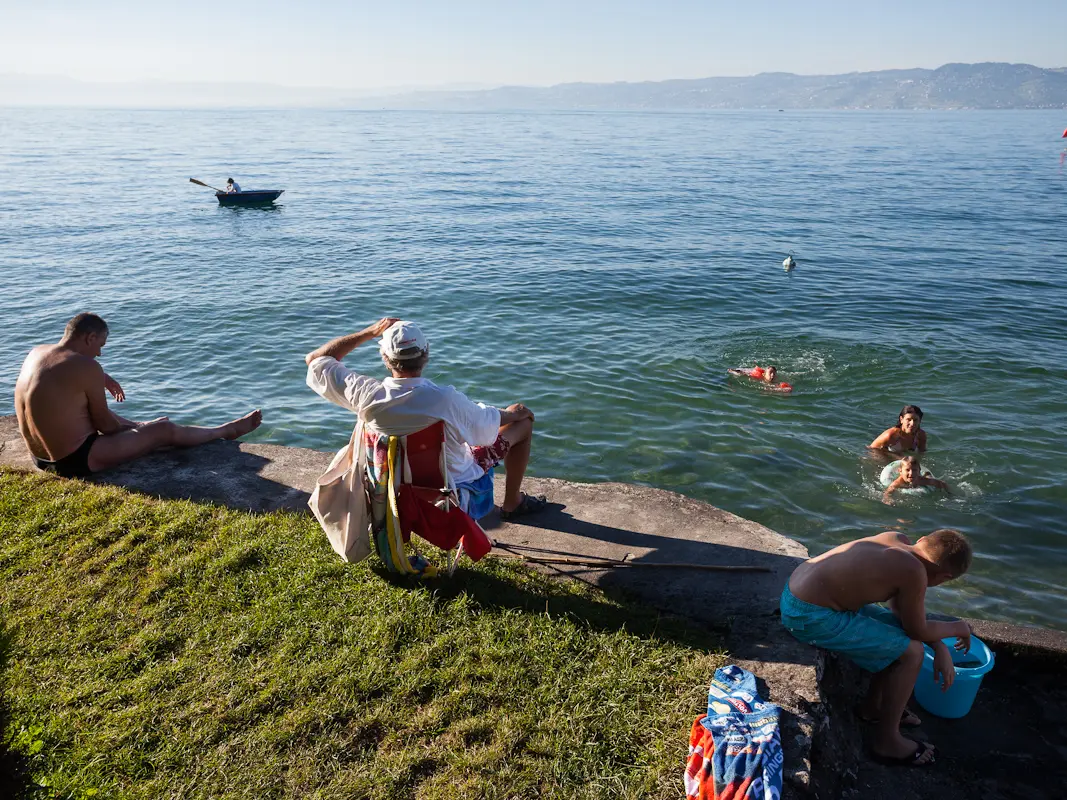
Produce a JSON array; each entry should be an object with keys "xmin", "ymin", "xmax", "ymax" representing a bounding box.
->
[{"xmin": 780, "ymin": 583, "xmax": 912, "ymax": 672}]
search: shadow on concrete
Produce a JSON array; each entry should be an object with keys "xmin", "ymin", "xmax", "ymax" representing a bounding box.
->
[
  {"xmin": 85, "ymin": 441, "xmax": 313, "ymax": 513},
  {"xmin": 0, "ymin": 415, "xmax": 325, "ymax": 514},
  {"xmin": 485, "ymin": 496, "xmax": 808, "ymax": 640}
]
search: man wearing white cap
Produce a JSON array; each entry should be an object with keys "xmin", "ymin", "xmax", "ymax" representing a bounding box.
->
[{"xmin": 305, "ymin": 317, "xmax": 545, "ymax": 521}]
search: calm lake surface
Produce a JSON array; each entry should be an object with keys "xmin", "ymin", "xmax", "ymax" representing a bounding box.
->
[{"xmin": 2, "ymin": 108, "xmax": 1065, "ymax": 629}]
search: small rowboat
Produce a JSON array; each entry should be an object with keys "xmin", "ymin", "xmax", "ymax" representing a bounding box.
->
[{"xmin": 215, "ymin": 189, "xmax": 284, "ymax": 206}]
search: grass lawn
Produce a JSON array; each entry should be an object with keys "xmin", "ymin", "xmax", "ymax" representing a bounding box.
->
[{"xmin": 0, "ymin": 468, "xmax": 725, "ymax": 799}]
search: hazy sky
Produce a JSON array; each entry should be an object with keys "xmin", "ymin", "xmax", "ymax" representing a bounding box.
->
[{"xmin": 2, "ymin": 0, "xmax": 1065, "ymax": 88}]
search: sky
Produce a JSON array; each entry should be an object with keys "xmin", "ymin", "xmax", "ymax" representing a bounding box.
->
[{"xmin": 1, "ymin": 0, "xmax": 1065, "ymax": 89}]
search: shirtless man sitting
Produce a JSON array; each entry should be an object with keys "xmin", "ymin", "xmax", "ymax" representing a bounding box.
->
[{"xmin": 14, "ymin": 313, "xmax": 262, "ymax": 479}]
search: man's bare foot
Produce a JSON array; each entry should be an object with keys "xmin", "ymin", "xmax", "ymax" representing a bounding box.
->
[{"xmin": 225, "ymin": 410, "xmax": 262, "ymax": 440}]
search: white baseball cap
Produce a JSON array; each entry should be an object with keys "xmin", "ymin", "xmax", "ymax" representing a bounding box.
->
[{"xmin": 379, "ymin": 320, "xmax": 429, "ymax": 360}]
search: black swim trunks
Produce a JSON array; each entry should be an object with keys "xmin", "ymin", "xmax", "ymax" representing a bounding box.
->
[{"xmin": 33, "ymin": 433, "xmax": 99, "ymax": 479}]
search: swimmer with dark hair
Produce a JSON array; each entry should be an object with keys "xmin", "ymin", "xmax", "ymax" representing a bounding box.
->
[
  {"xmin": 728, "ymin": 364, "xmax": 793, "ymax": 393},
  {"xmin": 870, "ymin": 405, "xmax": 927, "ymax": 454},
  {"xmin": 882, "ymin": 456, "xmax": 949, "ymax": 504}
]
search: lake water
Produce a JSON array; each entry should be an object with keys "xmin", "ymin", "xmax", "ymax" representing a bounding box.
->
[{"xmin": 2, "ymin": 108, "xmax": 1065, "ymax": 630}]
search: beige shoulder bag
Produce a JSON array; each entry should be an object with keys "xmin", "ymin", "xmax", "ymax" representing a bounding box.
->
[{"xmin": 308, "ymin": 420, "xmax": 371, "ymax": 563}]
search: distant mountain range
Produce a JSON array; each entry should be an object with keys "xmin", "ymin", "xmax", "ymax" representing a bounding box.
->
[
  {"xmin": 358, "ymin": 63, "xmax": 1067, "ymax": 111},
  {"xmin": 3, "ymin": 63, "xmax": 1066, "ymax": 110}
]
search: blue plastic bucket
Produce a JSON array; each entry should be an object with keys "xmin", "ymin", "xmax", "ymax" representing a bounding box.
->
[{"xmin": 913, "ymin": 635, "xmax": 995, "ymax": 718}]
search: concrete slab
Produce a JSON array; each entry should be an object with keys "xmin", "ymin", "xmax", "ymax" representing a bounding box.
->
[{"xmin": 1, "ymin": 415, "xmax": 320, "ymax": 513}]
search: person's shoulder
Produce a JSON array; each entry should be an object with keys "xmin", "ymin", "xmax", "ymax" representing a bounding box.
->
[
  {"xmin": 880, "ymin": 541, "xmax": 925, "ymax": 580},
  {"xmin": 70, "ymin": 354, "xmax": 104, "ymax": 378},
  {"xmin": 435, "ymin": 381, "xmax": 465, "ymax": 398},
  {"xmin": 43, "ymin": 347, "xmax": 99, "ymax": 372},
  {"xmin": 871, "ymin": 426, "xmax": 896, "ymax": 444},
  {"xmin": 872, "ymin": 529, "xmax": 911, "ymax": 545}
]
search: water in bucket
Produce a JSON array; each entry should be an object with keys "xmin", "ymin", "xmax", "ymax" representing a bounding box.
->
[{"xmin": 913, "ymin": 635, "xmax": 995, "ymax": 719}]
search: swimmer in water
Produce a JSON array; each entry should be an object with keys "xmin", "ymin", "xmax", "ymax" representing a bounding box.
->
[
  {"xmin": 883, "ymin": 456, "xmax": 949, "ymax": 503},
  {"xmin": 727, "ymin": 364, "xmax": 793, "ymax": 393},
  {"xmin": 870, "ymin": 405, "xmax": 927, "ymax": 454}
]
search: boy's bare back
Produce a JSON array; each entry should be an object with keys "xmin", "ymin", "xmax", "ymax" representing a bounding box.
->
[{"xmin": 789, "ymin": 531, "xmax": 926, "ymax": 612}]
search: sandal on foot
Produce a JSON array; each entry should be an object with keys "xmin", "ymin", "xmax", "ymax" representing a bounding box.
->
[
  {"xmin": 500, "ymin": 493, "xmax": 547, "ymax": 521},
  {"xmin": 870, "ymin": 738, "xmax": 936, "ymax": 768},
  {"xmin": 858, "ymin": 707, "xmax": 922, "ymax": 729}
]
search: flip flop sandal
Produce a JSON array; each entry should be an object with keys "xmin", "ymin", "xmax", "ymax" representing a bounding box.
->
[
  {"xmin": 858, "ymin": 707, "xmax": 923, "ymax": 728},
  {"xmin": 870, "ymin": 738, "xmax": 937, "ymax": 768},
  {"xmin": 500, "ymin": 493, "xmax": 548, "ymax": 521}
]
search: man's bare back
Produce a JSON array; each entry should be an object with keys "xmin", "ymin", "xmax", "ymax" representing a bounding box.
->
[
  {"xmin": 16, "ymin": 344, "xmax": 103, "ymax": 462},
  {"xmin": 788, "ymin": 531, "xmax": 924, "ymax": 612},
  {"xmin": 15, "ymin": 314, "xmax": 262, "ymax": 478}
]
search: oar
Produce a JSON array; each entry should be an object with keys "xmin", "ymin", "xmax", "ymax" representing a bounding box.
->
[{"xmin": 189, "ymin": 177, "xmax": 224, "ymax": 192}]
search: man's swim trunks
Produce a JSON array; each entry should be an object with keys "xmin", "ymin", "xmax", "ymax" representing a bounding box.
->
[
  {"xmin": 469, "ymin": 433, "xmax": 511, "ymax": 473},
  {"xmin": 33, "ymin": 432, "xmax": 99, "ymax": 479},
  {"xmin": 457, "ymin": 434, "xmax": 512, "ymax": 519},
  {"xmin": 779, "ymin": 583, "xmax": 911, "ymax": 672}
]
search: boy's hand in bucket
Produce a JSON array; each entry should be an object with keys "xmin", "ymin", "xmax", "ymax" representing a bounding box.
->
[{"xmin": 932, "ymin": 642, "xmax": 957, "ymax": 692}]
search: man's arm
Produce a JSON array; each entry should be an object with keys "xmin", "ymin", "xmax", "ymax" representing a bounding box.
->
[
  {"xmin": 102, "ymin": 373, "xmax": 125, "ymax": 401},
  {"xmin": 892, "ymin": 556, "xmax": 970, "ymax": 646},
  {"xmin": 84, "ymin": 362, "xmax": 130, "ymax": 434},
  {"xmin": 305, "ymin": 318, "xmax": 398, "ymax": 366}
]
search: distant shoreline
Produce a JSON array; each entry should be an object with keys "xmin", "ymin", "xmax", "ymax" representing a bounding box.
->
[{"xmin": 4, "ymin": 62, "xmax": 1066, "ymax": 111}]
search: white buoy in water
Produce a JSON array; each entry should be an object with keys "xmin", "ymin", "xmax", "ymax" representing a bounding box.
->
[{"xmin": 783, "ymin": 251, "xmax": 796, "ymax": 270}]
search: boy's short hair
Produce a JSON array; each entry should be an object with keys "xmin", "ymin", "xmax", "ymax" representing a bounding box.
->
[
  {"xmin": 901, "ymin": 455, "xmax": 919, "ymax": 467},
  {"xmin": 923, "ymin": 529, "xmax": 972, "ymax": 578}
]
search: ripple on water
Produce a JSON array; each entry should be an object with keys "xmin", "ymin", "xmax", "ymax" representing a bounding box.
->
[{"xmin": 2, "ymin": 108, "xmax": 1067, "ymax": 629}]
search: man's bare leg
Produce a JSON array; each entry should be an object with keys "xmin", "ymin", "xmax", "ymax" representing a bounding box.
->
[
  {"xmin": 870, "ymin": 641, "xmax": 934, "ymax": 762},
  {"xmin": 496, "ymin": 411, "xmax": 534, "ymax": 514},
  {"xmin": 87, "ymin": 410, "xmax": 262, "ymax": 472}
]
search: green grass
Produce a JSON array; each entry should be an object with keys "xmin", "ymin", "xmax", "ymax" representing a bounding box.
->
[{"xmin": 0, "ymin": 468, "xmax": 724, "ymax": 799}]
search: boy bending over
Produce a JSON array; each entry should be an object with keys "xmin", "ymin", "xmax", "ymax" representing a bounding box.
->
[{"xmin": 781, "ymin": 529, "xmax": 972, "ymax": 767}]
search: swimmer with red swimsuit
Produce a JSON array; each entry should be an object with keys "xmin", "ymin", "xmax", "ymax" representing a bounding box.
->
[{"xmin": 727, "ymin": 364, "xmax": 793, "ymax": 393}]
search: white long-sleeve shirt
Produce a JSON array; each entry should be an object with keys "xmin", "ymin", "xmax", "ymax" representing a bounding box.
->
[{"xmin": 306, "ymin": 356, "xmax": 501, "ymax": 485}]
